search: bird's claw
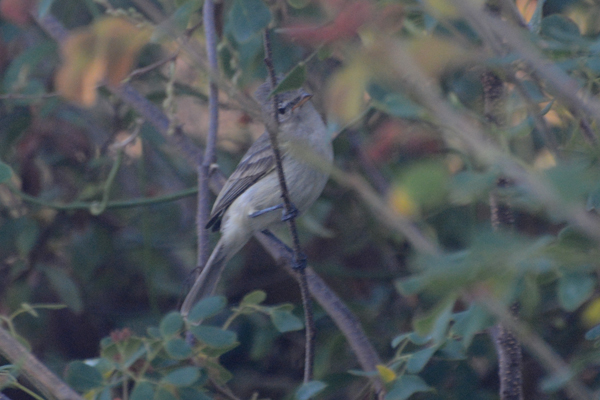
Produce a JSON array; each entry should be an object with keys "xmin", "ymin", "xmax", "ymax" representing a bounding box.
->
[
  {"xmin": 281, "ymin": 203, "xmax": 299, "ymax": 222},
  {"xmin": 292, "ymin": 252, "xmax": 307, "ymax": 270}
]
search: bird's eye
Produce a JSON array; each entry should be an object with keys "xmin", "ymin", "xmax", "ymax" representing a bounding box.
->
[{"xmin": 278, "ymin": 106, "xmax": 287, "ymax": 115}]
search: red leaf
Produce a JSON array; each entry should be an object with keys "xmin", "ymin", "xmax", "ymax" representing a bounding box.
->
[
  {"xmin": 282, "ymin": 1, "xmax": 372, "ymax": 45},
  {"xmin": 0, "ymin": 0, "xmax": 36, "ymax": 25}
]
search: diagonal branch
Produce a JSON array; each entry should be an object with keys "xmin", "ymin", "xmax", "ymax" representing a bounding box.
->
[
  {"xmin": 32, "ymin": 10, "xmax": 383, "ymax": 394},
  {"xmin": 0, "ymin": 325, "xmax": 84, "ymax": 400}
]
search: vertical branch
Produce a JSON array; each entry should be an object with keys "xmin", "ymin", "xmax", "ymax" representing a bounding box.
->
[
  {"xmin": 262, "ymin": 29, "xmax": 315, "ymax": 384},
  {"xmin": 196, "ymin": 0, "xmax": 220, "ymax": 270},
  {"xmin": 482, "ymin": 63, "xmax": 523, "ymax": 400}
]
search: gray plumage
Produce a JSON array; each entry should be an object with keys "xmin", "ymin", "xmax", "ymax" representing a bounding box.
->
[{"xmin": 181, "ymin": 81, "xmax": 333, "ymax": 318}]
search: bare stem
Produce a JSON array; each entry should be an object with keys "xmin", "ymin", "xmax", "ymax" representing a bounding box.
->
[
  {"xmin": 196, "ymin": 0, "xmax": 220, "ymax": 270},
  {"xmin": 32, "ymin": 11, "xmax": 383, "ymax": 395},
  {"xmin": 263, "ymin": 29, "xmax": 315, "ymax": 384},
  {"xmin": 0, "ymin": 325, "xmax": 84, "ymax": 400}
]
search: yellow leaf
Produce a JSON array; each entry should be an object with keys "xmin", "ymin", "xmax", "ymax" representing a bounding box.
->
[
  {"xmin": 582, "ymin": 297, "xmax": 600, "ymax": 327},
  {"xmin": 327, "ymin": 57, "xmax": 370, "ymax": 124},
  {"xmin": 423, "ymin": 0, "xmax": 460, "ymax": 18},
  {"xmin": 533, "ymin": 148, "xmax": 556, "ymax": 170},
  {"xmin": 376, "ymin": 365, "xmax": 397, "ymax": 383},
  {"xmin": 56, "ymin": 18, "xmax": 151, "ymax": 106},
  {"xmin": 389, "ymin": 186, "xmax": 419, "ymax": 217},
  {"xmin": 408, "ymin": 37, "xmax": 471, "ymax": 78}
]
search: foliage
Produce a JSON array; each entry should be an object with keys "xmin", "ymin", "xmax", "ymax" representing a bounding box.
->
[{"xmin": 2, "ymin": 0, "xmax": 600, "ymax": 399}]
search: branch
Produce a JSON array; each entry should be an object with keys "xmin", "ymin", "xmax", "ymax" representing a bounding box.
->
[
  {"xmin": 474, "ymin": 295, "xmax": 594, "ymax": 400},
  {"xmin": 196, "ymin": 0, "xmax": 220, "ymax": 270},
  {"xmin": 262, "ymin": 29, "xmax": 315, "ymax": 385},
  {"xmin": 0, "ymin": 325, "xmax": 84, "ymax": 400},
  {"xmin": 255, "ymin": 230, "xmax": 386, "ymax": 396},
  {"xmin": 481, "ymin": 61, "xmax": 523, "ymax": 400},
  {"xmin": 31, "ymin": 11, "xmax": 384, "ymax": 394}
]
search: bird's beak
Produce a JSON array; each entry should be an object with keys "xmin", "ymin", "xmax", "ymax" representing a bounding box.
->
[{"xmin": 292, "ymin": 93, "xmax": 312, "ymax": 111}]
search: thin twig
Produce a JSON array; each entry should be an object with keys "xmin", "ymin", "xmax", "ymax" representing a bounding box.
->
[
  {"xmin": 6, "ymin": 184, "xmax": 198, "ymax": 211},
  {"xmin": 263, "ymin": 29, "xmax": 315, "ymax": 384},
  {"xmin": 0, "ymin": 92, "xmax": 59, "ymax": 100},
  {"xmin": 255, "ymin": 230, "xmax": 386, "ymax": 397},
  {"xmin": 32, "ymin": 11, "xmax": 383, "ymax": 394},
  {"xmin": 128, "ymin": 53, "xmax": 179, "ymax": 80}
]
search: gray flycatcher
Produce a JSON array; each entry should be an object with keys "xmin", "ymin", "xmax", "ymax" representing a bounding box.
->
[{"xmin": 180, "ymin": 80, "xmax": 334, "ymax": 317}]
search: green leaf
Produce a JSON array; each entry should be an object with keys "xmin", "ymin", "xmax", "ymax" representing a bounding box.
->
[
  {"xmin": 16, "ymin": 218, "xmax": 39, "ymax": 256},
  {"xmin": 154, "ymin": 387, "xmax": 178, "ymax": 400},
  {"xmin": 190, "ymin": 326, "xmax": 238, "ymax": 348},
  {"xmin": 451, "ymin": 304, "xmax": 494, "ymax": 348},
  {"xmin": 122, "ymin": 342, "xmax": 147, "ymax": 369},
  {"xmin": 414, "ymin": 295, "xmax": 456, "ymax": 344},
  {"xmin": 386, "ymin": 374, "xmax": 432, "ymax": 400},
  {"xmin": 151, "ymin": 0, "xmax": 202, "ymax": 42},
  {"xmin": 406, "ymin": 346, "xmax": 438, "ymax": 373},
  {"xmin": 240, "ymin": 290, "xmax": 267, "ymax": 306},
  {"xmin": 396, "ymin": 160, "xmax": 450, "ymax": 209},
  {"xmin": 187, "ymin": 296, "xmax": 226, "ymax": 323},
  {"xmin": 3, "ymin": 41, "xmax": 56, "ymax": 93},
  {"xmin": 148, "ymin": 327, "xmax": 162, "ymax": 339},
  {"xmin": 43, "ymin": 267, "xmax": 83, "ymax": 313},
  {"xmin": 558, "ymin": 226, "xmax": 596, "ymax": 252},
  {"xmin": 160, "ymin": 311, "xmax": 184, "ymax": 337},
  {"xmin": 161, "ymin": 367, "xmax": 200, "ymax": 387},
  {"xmin": 164, "ymin": 338, "xmax": 193, "ymax": 359},
  {"xmin": 65, "ymin": 361, "xmax": 103, "ymax": 392},
  {"xmin": 97, "ymin": 387, "xmax": 111, "ymax": 400},
  {"xmin": 373, "ymin": 92, "xmax": 425, "ymax": 119},
  {"xmin": 528, "ymin": 0, "xmax": 546, "ymax": 33},
  {"xmin": 295, "ymin": 381, "xmax": 327, "ymax": 400},
  {"xmin": 130, "ymin": 381, "xmax": 155, "ymax": 400},
  {"xmin": 178, "ymin": 387, "xmax": 213, "ymax": 400},
  {"xmin": 540, "ymin": 370, "xmax": 574, "ymax": 393},
  {"xmin": 270, "ymin": 309, "xmax": 304, "ymax": 332},
  {"xmin": 270, "ymin": 63, "xmax": 307, "ymax": 96},
  {"xmin": 0, "ymin": 160, "xmax": 13, "ymax": 183},
  {"xmin": 439, "ymin": 338, "xmax": 466, "ymax": 360},
  {"xmin": 287, "ymin": 0, "xmax": 311, "ymax": 9},
  {"xmin": 540, "ymin": 15, "xmax": 581, "ymax": 43},
  {"xmin": 228, "ymin": 0, "xmax": 272, "ymax": 43},
  {"xmin": 391, "ymin": 333, "xmax": 411, "ymax": 348},
  {"xmin": 558, "ymin": 271, "xmax": 596, "ymax": 312},
  {"xmin": 449, "ymin": 170, "xmax": 498, "ymax": 205},
  {"xmin": 38, "ymin": 0, "xmax": 56, "ymax": 16},
  {"xmin": 585, "ymin": 324, "xmax": 600, "ymax": 341},
  {"xmin": 544, "ymin": 162, "xmax": 600, "ymax": 204},
  {"xmin": 395, "ymin": 276, "xmax": 426, "ymax": 296},
  {"xmin": 369, "ymin": 85, "xmax": 425, "ymax": 119}
]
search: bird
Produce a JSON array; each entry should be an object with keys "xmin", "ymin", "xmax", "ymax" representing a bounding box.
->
[{"xmin": 180, "ymin": 80, "xmax": 334, "ymax": 317}]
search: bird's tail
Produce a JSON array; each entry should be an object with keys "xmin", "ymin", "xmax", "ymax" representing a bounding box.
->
[{"xmin": 180, "ymin": 238, "xmax": 229, "ymax": 318}]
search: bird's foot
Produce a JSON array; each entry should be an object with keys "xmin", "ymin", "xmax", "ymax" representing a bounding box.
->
[
  {"xmin": 281, "ymin": 203, "xmax": 299, "ymax": 222},
  {"xmin": 292, "ymin": 252, "xmax": 307, "ymax": 270}
]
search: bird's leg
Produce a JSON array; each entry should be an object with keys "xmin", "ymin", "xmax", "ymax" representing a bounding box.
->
[
  {"xmin": 250, "ymin": 202, "xmax": 300, "ymax": 222},
  {"xmin": 250, "ymin": 204, "xmax": 283, "ymax": 218}
]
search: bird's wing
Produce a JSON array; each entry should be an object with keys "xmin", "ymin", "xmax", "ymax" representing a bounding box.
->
[{"xmin": 206, "ymin": 132, "xmax": 276, "ymax": 231}]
